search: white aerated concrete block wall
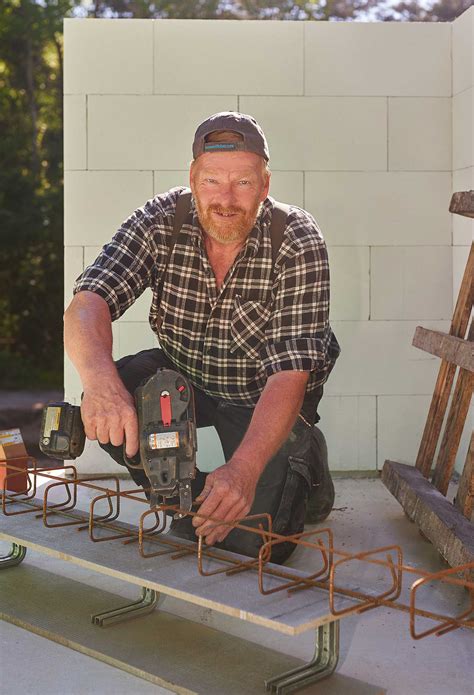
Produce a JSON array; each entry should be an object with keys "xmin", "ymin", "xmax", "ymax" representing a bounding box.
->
[{"xmin": 64, "ymin": 13, "xmax": 473, "ymax": 475}]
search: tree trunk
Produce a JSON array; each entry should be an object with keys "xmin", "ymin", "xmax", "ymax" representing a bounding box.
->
[{"xmin": 52, "ymin": 32, "xmax": 64, "ymax": 114}]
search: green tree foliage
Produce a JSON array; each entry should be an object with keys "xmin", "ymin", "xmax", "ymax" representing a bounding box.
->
[
  {"xmin": 77, "ymin": 0, "xmax": 472, "ymax": 21},
  {"xmin": 373, "ymin": 0, "xmax": 471, "ymax": 21},
  {"xmin": 84, "ymin": 0, "xmax": 230, "ymax": 19},
  {"xmin": 0, "ymin": 0, "xmax": 467, "ymax": 388},
  {"xmin": 73, "ymin": 0, "xmax": 385, "ymax": 20},
  {"xmin": 0, "ymin": 0, "xmax": 73, "ymax": 387},
  {"xmin": 223, "ymin": 1, "xmax": 381, "ymax": 21}
]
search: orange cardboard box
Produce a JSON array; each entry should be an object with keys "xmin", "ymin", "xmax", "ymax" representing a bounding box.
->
[{"xmin": 0, "ymin": 429, "xmax": 29, "ymax": 493}]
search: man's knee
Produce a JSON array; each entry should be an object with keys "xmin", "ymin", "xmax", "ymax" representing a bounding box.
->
[
  {"xmin": 115, "ymin": 348, "xmax": 170, "ymax": 395},
  {"xmin": 222, "ymin": 526, "xmax": 298, "ymax": 565}
]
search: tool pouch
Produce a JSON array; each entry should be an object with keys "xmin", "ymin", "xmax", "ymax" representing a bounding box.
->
[{"xmin": 273, "ymin": 456, "xmax": 312, "ymax": 536}]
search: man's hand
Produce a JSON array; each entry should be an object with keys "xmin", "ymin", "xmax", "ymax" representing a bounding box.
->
[
  {"xmin": 192, "ymin": 459, "xmax": 259, "ymax": 546},
  {"xmin": 81, "ymin": 380, "xmax": 139, "ymax": 458},
  {"xmin": 192, "ymin": 372, "xmax": 309, "ymax": 547},
  {"xmin": 64, "ymin": 292, "xmax": 140, "ymax": 455}
]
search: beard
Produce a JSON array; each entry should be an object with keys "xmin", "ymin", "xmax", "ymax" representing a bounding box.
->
[{"xmin": 193, "ymin": 195, "xmax": 262, "ymax": 245}]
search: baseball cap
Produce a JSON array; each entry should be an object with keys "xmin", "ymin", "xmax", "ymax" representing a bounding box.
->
[{"xmin": 192, "ymin": 112, "xmax": 270, "ymax": 162}]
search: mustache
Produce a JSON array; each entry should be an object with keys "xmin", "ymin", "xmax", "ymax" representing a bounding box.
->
[{"xmin": 207, "ymin": 204, "xmax": 244, "ymax": 215}]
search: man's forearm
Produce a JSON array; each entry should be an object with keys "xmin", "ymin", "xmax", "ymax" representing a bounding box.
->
[
  {"xmin": 64, "ymin": 291, "xmax": 139, "ymax": 455},
  {"xmin": 64, "ymin": 291, "xmax": 117, "ymax": 388},
  {"xmin": 192, "ymin": 370, "xmax": 310, "ymax": 543},
  {"xmin": 231, "ymin": 370, "xmax": 309, "ymax": 479}
]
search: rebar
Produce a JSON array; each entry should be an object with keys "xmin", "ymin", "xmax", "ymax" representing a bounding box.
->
[{"xmin": 2, "ymin": 462, "xmax": 473, "ymax": 640}]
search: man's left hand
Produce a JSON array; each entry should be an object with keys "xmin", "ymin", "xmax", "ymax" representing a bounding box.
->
[{"xmin": 192, "ymin": 459, "xmax": 258, "ymax": 546}]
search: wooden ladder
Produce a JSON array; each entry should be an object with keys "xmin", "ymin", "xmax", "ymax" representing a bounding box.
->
[{"xmin": 382, "ymin": 190, "xmax": 473, "ymax": 573}]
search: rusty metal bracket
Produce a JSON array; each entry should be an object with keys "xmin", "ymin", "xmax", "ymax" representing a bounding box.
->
[{"xmin": 410, "ymin": 564, "xmax": 474, "ymax": 640}]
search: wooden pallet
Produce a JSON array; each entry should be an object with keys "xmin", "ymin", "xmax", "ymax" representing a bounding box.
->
[{"xmin": 382, "ymin": 191, "xmax": 473, "ymax": 574}]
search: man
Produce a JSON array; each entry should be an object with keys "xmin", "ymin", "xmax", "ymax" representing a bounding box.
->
[{"xmin": 65, "ymin": 112, "xmax": 340, "ymax": 564}]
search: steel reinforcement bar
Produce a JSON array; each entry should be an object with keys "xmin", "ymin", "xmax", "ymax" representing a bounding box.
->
[{"xmin": 1, "ymin": 462, "xmax": 473, "ymax": 640}]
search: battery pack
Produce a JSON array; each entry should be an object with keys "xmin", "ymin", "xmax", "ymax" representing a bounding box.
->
[{"xmin": 39, "ymin": 403, "xmax": 86, "ymax": 460}]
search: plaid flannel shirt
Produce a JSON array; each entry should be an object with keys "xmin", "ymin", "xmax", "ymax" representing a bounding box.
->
[{"xmin": 73, "ymin": 187, "xmax": 340, "ymax": 407}]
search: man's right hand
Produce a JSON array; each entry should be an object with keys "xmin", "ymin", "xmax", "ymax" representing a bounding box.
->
[
  {"xmin": 64, "ymin": 292, "xmax": 139, "ymax": 458},
  {"xmin": 80, "ymin": 380, "xmax": 139, "ymax": 457}
]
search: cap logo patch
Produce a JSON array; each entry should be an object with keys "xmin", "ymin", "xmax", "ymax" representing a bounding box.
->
[{"xmin": 204, "ymin": 143, "xmax": 238, "ymax": 152}]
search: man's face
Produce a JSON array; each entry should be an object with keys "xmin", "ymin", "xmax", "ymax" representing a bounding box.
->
[{"xmin": 190, "ymin": 151, "xmax": 270, "ymax": 245}]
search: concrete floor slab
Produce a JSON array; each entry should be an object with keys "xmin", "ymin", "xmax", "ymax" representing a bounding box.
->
[
  {"xmin": 1, "ymin": 478, "xmax": 473, "ymax": 694},
  {"xmin": 1, "ymin": 621, "xmax": 169, "ymax": 695}
]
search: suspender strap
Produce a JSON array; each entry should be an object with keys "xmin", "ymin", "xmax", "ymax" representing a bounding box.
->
[
  {"xmin": 157, "ymin": 193, "xmax": 288, "ymax": 330},
  {"xmin": 166, "ymin": 191, "xmax": 289, "ymax": 274},
  {"xmin": 155, "ymin": 190, "xmax": 192, "ymax": 330},
  {"xmin": 268, "ymin": 201, "xmax": 290, "ymax": 268},
  {"xmin": 166, "ymin": 189, "xmax": 193, "ymax": 267}
]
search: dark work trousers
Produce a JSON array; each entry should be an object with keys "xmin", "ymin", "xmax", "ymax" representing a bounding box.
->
[{"xmin": 99, "ymin": 348, "xmax": 323, "ymax": 564}]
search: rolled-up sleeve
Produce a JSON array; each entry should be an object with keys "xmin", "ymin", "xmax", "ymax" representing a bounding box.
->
[
  {"xmin": 73, "ymin": 199, "xmax": 163, "ymax": 321},
  {"xmin": 261, "ymin": 225, "xmax": 338, "ymax": 384}
]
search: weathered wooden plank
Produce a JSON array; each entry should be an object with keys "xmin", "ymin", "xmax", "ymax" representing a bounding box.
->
[
  {"xmin": 455, "ymin": 432, "xmax": 474, "ymax": 520},
  {"xmin": 382, "ymin": 460, "xmax": 474, "ymax": 575},
  {"xmin": 415, "ymin": 248, "xmax": 473, "ymax": 477},
  {"xmin": 415, "ymin": 363, "xmax": 457, "ymax": 477},
  {"xmin": 412, "ymin": 327, "xmax": 474, "ymax": 372},
  {"xmin": 449, "ymin": 190, "xmax": 474, "ymax": 218},
  {"xmin": 432, "ymin": 367, "xmax": 473, "ymax": 495},
  {"xmin": 430, "ymin": 321, "xmax": 474, "ymax": 493}
]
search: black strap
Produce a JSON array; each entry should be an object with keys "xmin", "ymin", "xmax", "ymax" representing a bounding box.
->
[
  {"xmin": 167, "ymin": 190, "xmax": 289, "ymax": 270},
  {"xmin": 269, "ymin": 201, "xmax": 289, "ymax": 268},
  {"xmin": 155, "ymin": 190, "xmax": 192, "ymax": 330},
  {"xmin": 166, "ymin": 189, "xmax": 193, "ymax": 269},
  {"xmin": 156, "ymin": 193, "xmax": 288, "ymax": 330}
]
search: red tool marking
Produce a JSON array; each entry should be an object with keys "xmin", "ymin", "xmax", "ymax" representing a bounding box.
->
[{"xmin": 160, "ymin": 392, "xmax": 172, "ymax": 427}]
